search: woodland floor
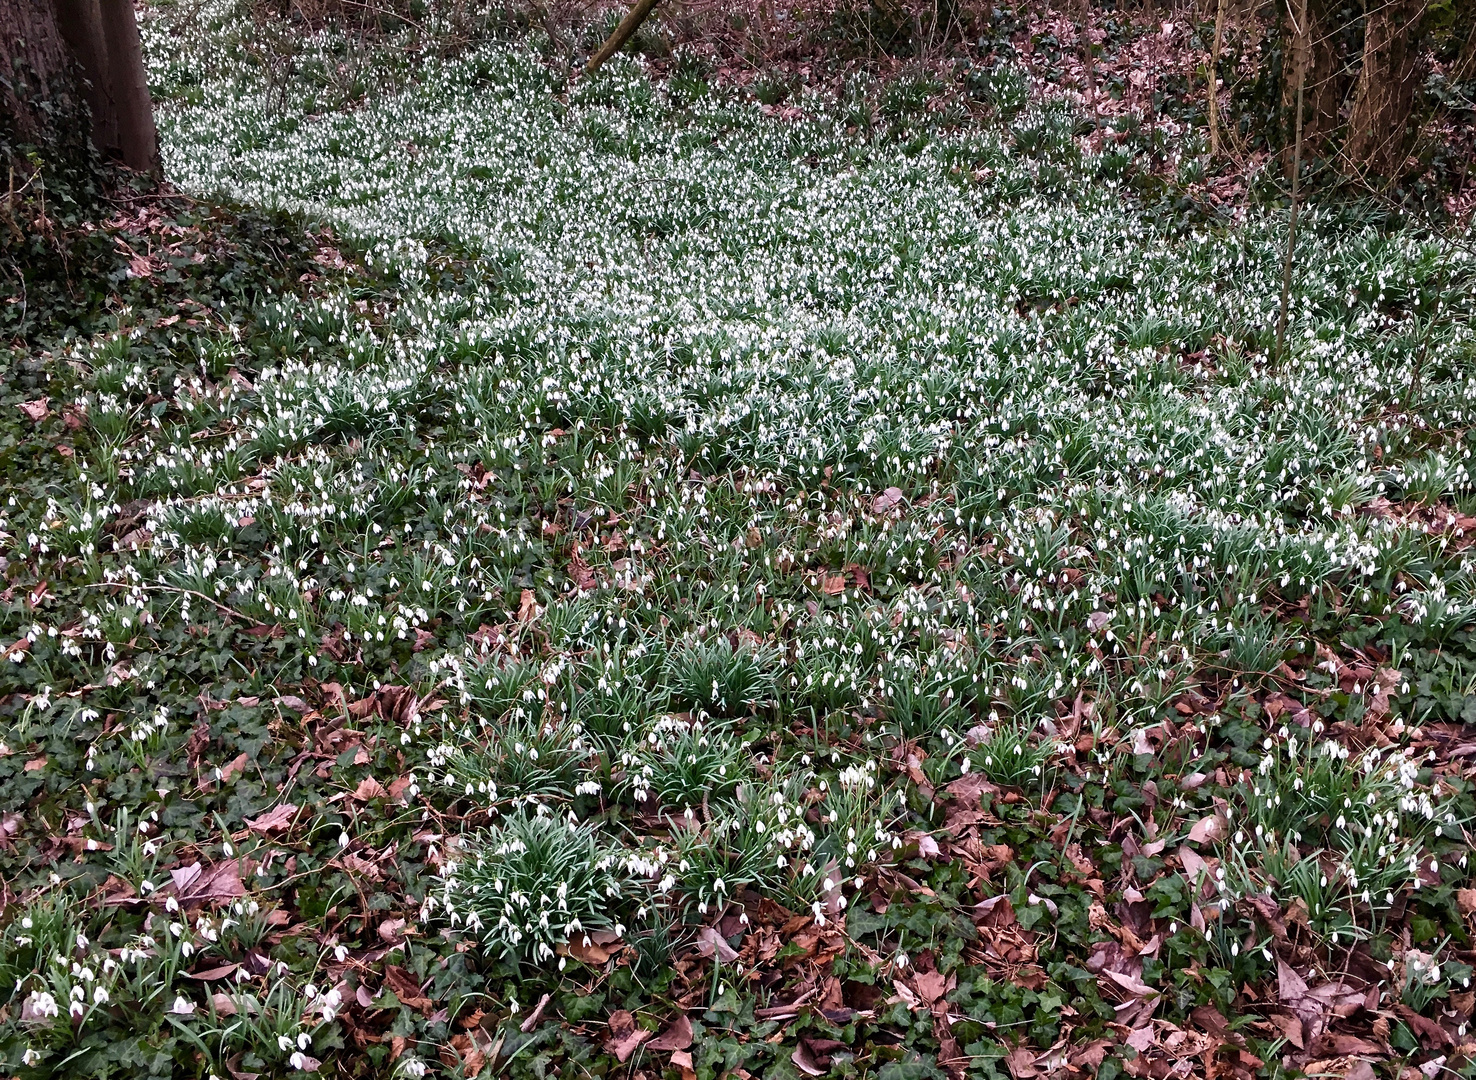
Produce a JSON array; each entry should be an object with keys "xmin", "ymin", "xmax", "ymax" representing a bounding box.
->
[{"xmin": 2, "ymin": 2, "xmax": 1476, "ymax": 1079}]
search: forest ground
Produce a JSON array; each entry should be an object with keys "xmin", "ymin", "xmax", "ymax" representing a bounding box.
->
[{"xmin": 2, "ymin": 2, "xmax": 1476, "ymax": 1078}]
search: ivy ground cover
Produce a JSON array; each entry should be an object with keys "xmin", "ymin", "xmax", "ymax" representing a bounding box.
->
[{"xmin": 3, "ymin": 4, "xmax": 1476, "ymax": 1077}]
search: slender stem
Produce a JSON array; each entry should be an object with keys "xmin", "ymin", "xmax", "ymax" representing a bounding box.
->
[
  {"xmin": 1208, "ymin": 0, "xmax": 1228, "ymax": 157},
  {"xmin": 82, "ymin": 581, "xmax": 268, "ymax": 627},
  {"xmin": 1275, "ymin": 0, "xmax": 1307, "ymax": 361}
]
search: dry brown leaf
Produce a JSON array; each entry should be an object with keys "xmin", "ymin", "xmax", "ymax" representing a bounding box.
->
[
  {"xmin": 1393, "ymin": 1003, "xmax": 1456, "ymax": 1048},
  {"xmin": 1070, "ymin": 1039, "xmax": 1113, "ymax": 1070},
  {"xmin": 564, "ymin": 936, "xmax": 621, "ymax": 965},
  {"xmin": 1269, "ymin": 1010, "xmax": 1304, "ymax": 1049},
  {"xmin": 1101, "ymin": 968, "xmax": 1159, "ymax": 999},
  {"xmin": 218, "ymin": 753, "xmax": 250, "ymax": 783},
  {"xmin": 647, "ymin": 1013, "xmax": 693, "ymax": 1051},
  {"xmin": 892, "ymin": 979, "xmax": 921, "ymax": 1010},
  {"xmin": 1186, "ymin": 812, "xmax": 1228, "ymax": 845},
  {"xmin": 604, "ymin": 1009, "xmax": 651, "ymax": 1063},
  {"xmin": 444, "ymin": 1033, "xmax": 484, "ymax": 1077},
  {"xmin": 569, "ymin": 552, "xmax": 597, "ymax": 590},
  {"xmin": 185, "ymin": 963, "xmax": 240, "ymax": 981},
  {"xmin": 1276, "ymin": 958, "xmax": 1310, "ymax": 1003},
  {"xmin": 791, "ymin": 1043, "xmax": 826, "ymax": 1076},
  {"xmin": 245, "ymin": 803, "xmax": 297, "ymax": 833},
  {"xmin": 383, "ymin": 965, "xmax": 432, "ymax": 1013},
  {"xmin": 518, "ymin": 588, "xmax": 539, "ymax": 624},
  {"xmin": 166, "ymin": 860, "xmax": 246, "ymax": 904},
  {"xmin": 1003, "ymin": 1044, "xmax": 1040, "ymax": 1078},
  {"xmin": 1178, "ymin": 846, "xmax": 1210, "ymax": 894},
  {"xmin": 696, "ymin": 926, "xmax": 740, "ymax": 963},
  {"xmin": 519, "ymin": 992, "xmax": 552, "ymax": 1033},
  {"xmin": 353, "ymin": 777, "xmax": 389, "ymax": 801},
  {"xmin": 872, "ymin": 487, "xmax": 905, "ymax": 514},
  {"xmin": 913, "ymin": 970, "xmax": 948, "ymax": 1005}
]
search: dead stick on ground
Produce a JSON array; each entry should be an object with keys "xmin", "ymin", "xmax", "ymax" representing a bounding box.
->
[
  {"xmin": 586, "ymin": 0, "xmax": 662, "ymax": 75},
  {"xmin": 1274, "ymin": 0, "xmax": 1307, "ymax": 361},
  {"xmin": 1207, "ymin": 0, "xmax": 1227, "ymax": 156},
  {"xmin": 82, "ymin": 581, "xmax": 269, "ymax": 627}
]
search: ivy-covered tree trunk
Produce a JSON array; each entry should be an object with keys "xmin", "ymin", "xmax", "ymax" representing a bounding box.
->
[
  {"xmin": 1, "ymin": 0, "xmax": 91, "ymax": 165},
  {"xmin": 1343, "ymin": 0, "xmax": 1429, "ymax": 176},
  {"xmin": 1, "ymin": 0, "xmax": 158, "ymax": 177}
]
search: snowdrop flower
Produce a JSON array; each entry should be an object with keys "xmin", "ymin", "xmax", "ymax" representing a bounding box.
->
[{"xmin": 25, "ymin": 990, "xmax": 60, "ymax": 1020}]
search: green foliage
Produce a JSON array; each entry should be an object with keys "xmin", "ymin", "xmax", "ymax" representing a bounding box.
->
[
  {"xmin": 965, "ymin": 718, "xmax": 1058, "ymax": 789},
  {"xmin": 667, "ymin": 637, "xmax": 778, "ymax": 718},
  {"xmin": 620, "ymin": 717, "xmax": 748, "ymax": 810},
  {"xmin": 442, "ymin": 810, "xmax": 634, "ymax": 963},
  {"xmin": 1, "ymin": 4, "xmax": 1473, "ymax": 1077}
]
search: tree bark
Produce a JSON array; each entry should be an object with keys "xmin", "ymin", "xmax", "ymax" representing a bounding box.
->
[
  {"xmin": 1276, "ymin": 0, "xmax": 1306, "ymax": 360},
  {"xmin": 1343, "ymin": 0, "xmax": 1428, "ymax": 176},
  {"xmin": 1279, "ymin": 0, "xmax": 1345, "ymax": 159},
  {"xmin": 586, "ymin": 0, "xmax": 661, "ymax": 74},
  {"xmin": 54, "ymin": 0, "xmax": 118, "ymax": 158},
  {"xmin": 1, "ymin": 0, "xmax": 87, "ymax": 149},
  {"xmin": 1080, "ymin": 0, "xmax": 1095, "ymax": 126},
  {"xmin": 1207, "ymin": 0, "xmax": 1227, "ymax": 156},
  {"xmin": 2, "ymin": 0, "xmax": 157, "ymax": 178},
  {"xmin": 96, "ymin": 0, "xmax": 158, "ymax": 173},
  {"xmin": 1455, "ymin": 11, "xmax": 1476, "ymax": 83}
]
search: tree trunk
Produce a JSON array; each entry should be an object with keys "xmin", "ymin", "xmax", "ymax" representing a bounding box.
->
[
  {"xmin": 2, "ymin": 0, "xmax": 157, "ymax": 177},
  {"xmin": 1455, "ymin": 12, "xmax": 1476, "ymax": 83},
  {"xmin": 54, "ymin": 0, "xmax": 119, "ymax": 158},
  {"xmin": 1276, "ymin": 0, "xmax": 1307, "ymax": 359},
  {"xmin": 586, "ymin": 0, "xmax": 661, "ymax": 74},
  {"xmin": 1344, "ymin": 0, "xmax": 1429, "ymax": 176},
  {"xmin": 1207, "ymin": 0, "xmax": 1227, "ymax": 156},
  {"xmin": 1, "ymin": 0, "xmax": 88, "ymax": 152},
  {"xmin": 1279, "ymin": 0, "xmax": 1345, "ymax": 159},
  {"xmin": 1080, "ymin": 0, "xmax": 1095, "ymax": 126},
  {"xmin": 96, "ymin": 0, "xmax": 158, "ymax": 173}
]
